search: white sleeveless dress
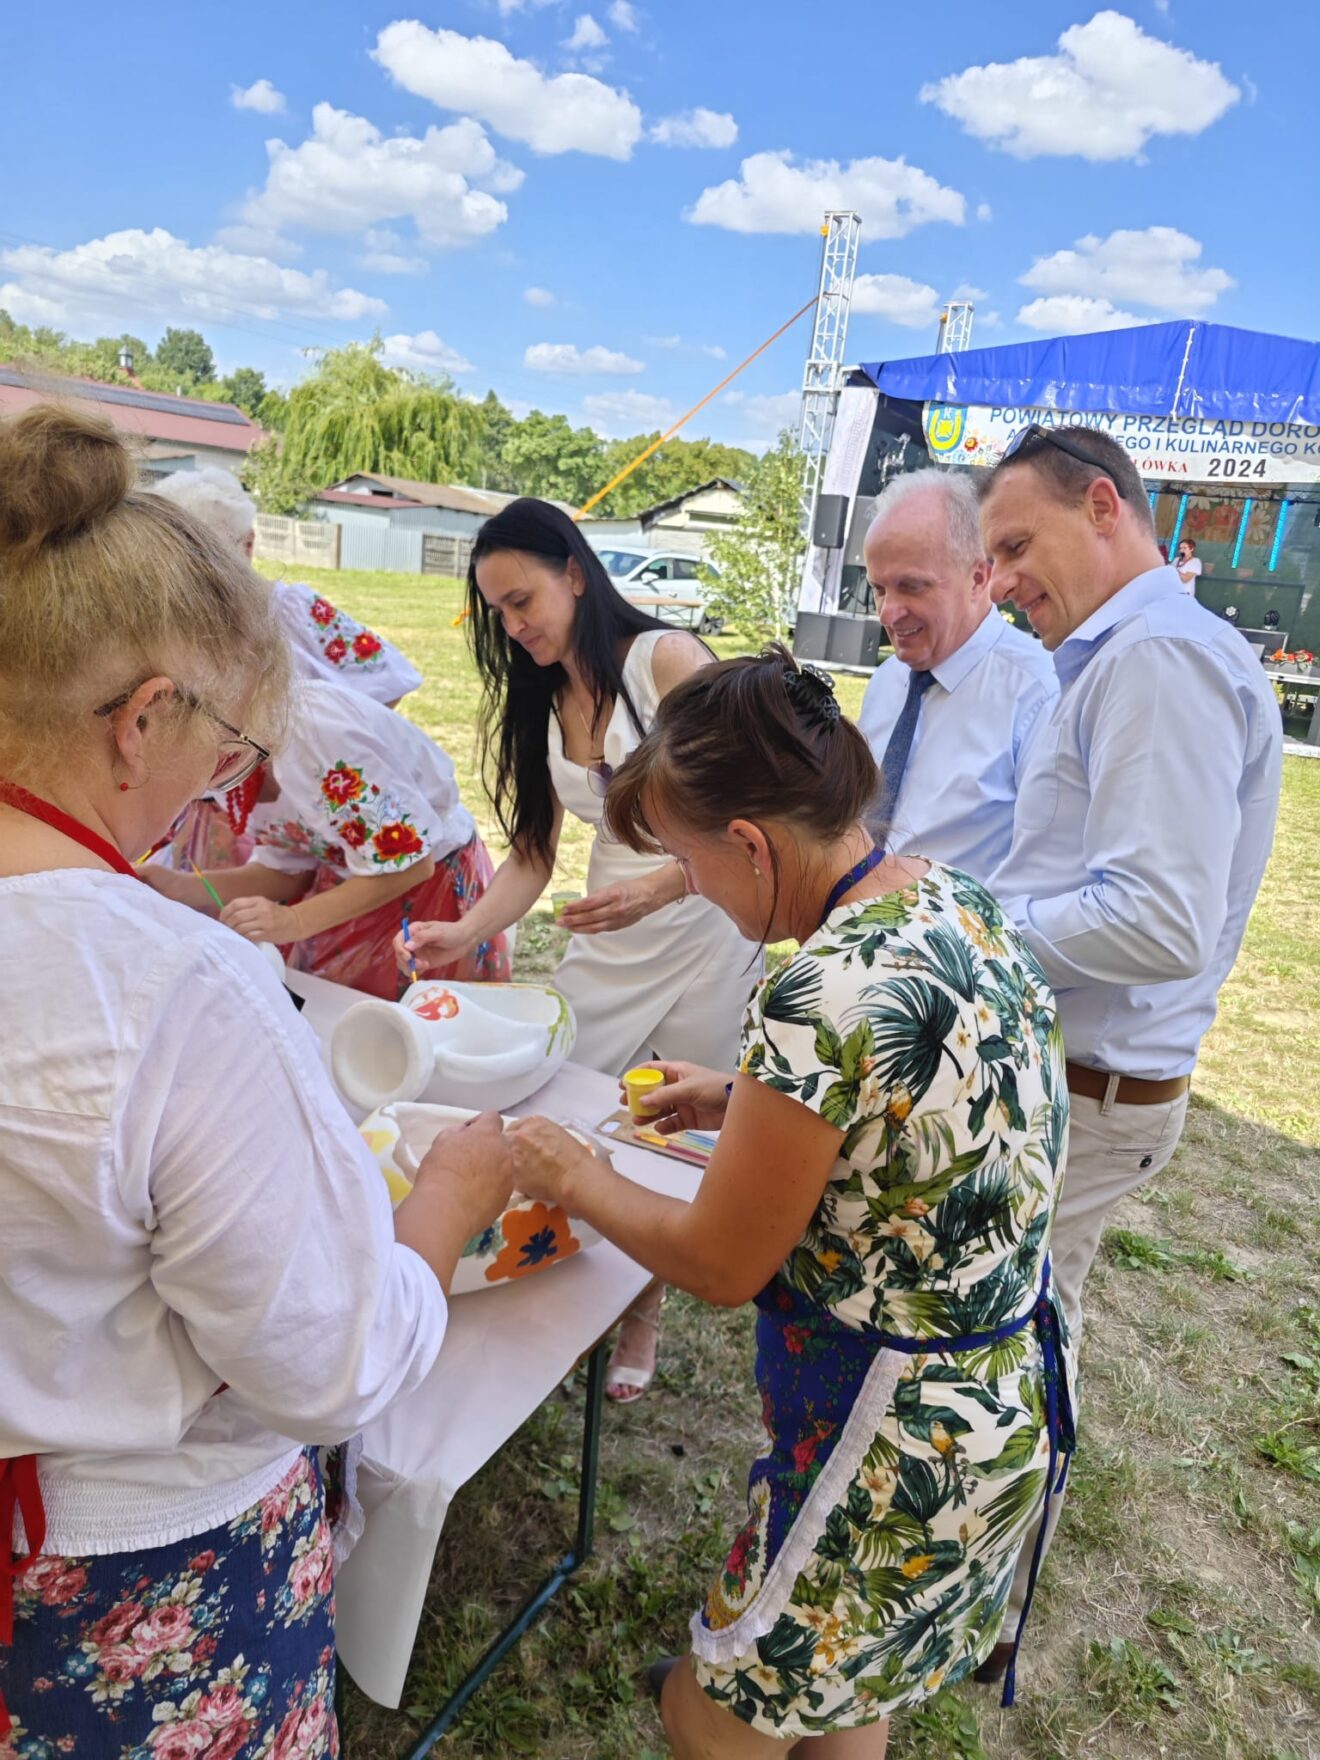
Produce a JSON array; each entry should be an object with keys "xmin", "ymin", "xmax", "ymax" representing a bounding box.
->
[{"xmin": 547, "ymin": 631, "xmax": 763, "ymax": 1076}]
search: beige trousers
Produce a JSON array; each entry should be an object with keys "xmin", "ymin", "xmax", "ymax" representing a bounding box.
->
[{"xmin": 1005, "ymin": 1083, "xmax": 1190, "ymax": 1635}]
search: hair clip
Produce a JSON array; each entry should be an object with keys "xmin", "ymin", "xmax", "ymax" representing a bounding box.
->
[{"xmin": 783, "ymin": 663, "xmax": 841, "ymax": 728}]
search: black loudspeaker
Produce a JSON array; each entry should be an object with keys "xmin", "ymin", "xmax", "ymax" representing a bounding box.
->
[
  {"xmin": 812, "ymin": 493, "xmax": 849, "ymax": 549},
  {"xmin": 825, "ymin": 616, "xmax": 882, "ymax": 668},
  {"xmin": 793, "ymin": 611, "xmax": 831, "ymax": 661}
]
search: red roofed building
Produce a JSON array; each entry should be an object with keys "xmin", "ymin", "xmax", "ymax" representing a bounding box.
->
[{"xmin": 0, "ymin": 367, "xmax": 264, "ymax": 476}]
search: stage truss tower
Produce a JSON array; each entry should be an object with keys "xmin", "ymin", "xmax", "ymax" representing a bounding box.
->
[
  {"xmin": 796, "ymin": 211, "xmax": 862, "ymax": 537},
  {"xmin": 935, "ymin": 300, "xmax": 974, "ymax": 353}
]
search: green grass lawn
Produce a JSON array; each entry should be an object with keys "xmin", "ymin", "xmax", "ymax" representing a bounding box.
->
[{"xmin": 266, "ymin": 564, "xmax": 1320, "ymax": 1760}]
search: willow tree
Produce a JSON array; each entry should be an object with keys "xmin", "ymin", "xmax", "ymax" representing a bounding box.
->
[{"xmin": 276, "ymin": 340, "xmax": 486, "ymax": 493}]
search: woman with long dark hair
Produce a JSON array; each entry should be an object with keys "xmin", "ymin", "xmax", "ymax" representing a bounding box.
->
[{"xmin": 401, "ymin": 498, "xmax": 761, "ymax": 1399}]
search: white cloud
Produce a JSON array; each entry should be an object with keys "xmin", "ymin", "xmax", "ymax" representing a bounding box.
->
[
  {"xmin": 688, "ymin": 150, "xmax": 965, "ymax": 237},
  {"xmin": 921, "ymin": 10, "xmax": 1240, "ymax": 161},
  {"xmin": 240, "ymin": 104, "xmax": 519, "ymax": 250},
  {"xmin": 851, "ymin": 273, "xmax": 942, "ymax": 329},
  {"xmin": 952, "ymin": 282, "xmax": 986, "ymax": 300},
  {"xmin": 524, "ymin": 285, "xmax": 556, "ymax": 306},
  {"xmin": 0, "ymin": 227, "xmax": 386, "ymax": 333},
  {"xmin": 651, "ymin": 108, "xmax": 738, "ymax": 149},
  {"xmin": 976, "ymin": 201, "xmax": 993, "ymax": 222},
  {"xmin": 373, "ymin": 22, "xmax": 643, "ymax": 160},
  {"xmin": 564, "ymin": 14, "xmax": 607, "ymax": 51},
  {"xmin": 608, "ymin": 1, "xmax": 639, "ymax": 29},
  {"xmin": 230, "ymin": 78, "xmax": 286, "ymax": 114},
  {"xmin": 1017, "ymin": 296, "xmax": 1145, "ymax": 333},
  {"xmin": 379, "ymin": 329, "xmax": 473, "ymax": 374},
  {"xmin": 211, "ymin": 223, "xmax": 304, "ymax": 261},
  {"xmin": 583, "ymin": 389, "xmax": 676, "ymax": 433},
  {"xmin": 525, "ymin": 341, "xmax": 645, "ymax": 374},
  {"xmin": 721, "ymin": 388, "xmax": 800, "ymax": 438},
  {"xmin": 644, "ymin": 333, "xmax": 725, "ymax": 360},
  {"xmin": 1020, "ymin": 224, "xmax": 1233, "ymax": 315},
  {"xmin": 359, "ymin": 228, "xmax": 428, "ymax": 275}
]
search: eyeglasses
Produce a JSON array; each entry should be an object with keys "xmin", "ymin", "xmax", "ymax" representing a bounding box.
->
[
  {"xmin": 95, "ymin": 686, "xmax": 270, "ymax": 792},
  {"xmin": 1001, "ymin": 423, "xmax": 1128, "ymax": 500}
]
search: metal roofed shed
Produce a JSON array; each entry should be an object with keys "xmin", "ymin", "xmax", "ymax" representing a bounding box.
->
[{"xmin": 0, "ymin": 367, "xmax": 263, "ymax": 473}]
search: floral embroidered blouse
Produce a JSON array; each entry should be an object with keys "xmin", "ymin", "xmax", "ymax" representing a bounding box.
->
[
  {"xmin": 249, "ymin": 679, "xmax": 474, "ymax": 878},
  {"xmin": 740, "ymin": 863, "xmax": 1067, "ymax": 1339},
  {"xmin": 272, "ymin": 580, "xmax": 423, "ymax": 705}
]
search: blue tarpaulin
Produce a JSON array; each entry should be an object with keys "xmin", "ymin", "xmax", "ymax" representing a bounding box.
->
[{"xmin": 859, "ymin": 320, "xmax": 1320, "ymax": 427}]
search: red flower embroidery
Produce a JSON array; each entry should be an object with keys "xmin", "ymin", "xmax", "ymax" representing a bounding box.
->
[
  {"xmin": 792, "ymin": 1435, "xmax": 820, "ymax": 1474},
  {"xmin": 309, "ymin": 597, "xmax": 337, "ymax": 626},
  {"xmin": 320, "ymin": 764, "xmax": 365, "ymax": 808},
  {"xmin": 352, "ymin": 630, "xmax": 382, "ymax": 661},
  {"xmin": 323, "ymin": 637, "xmax": 348, "ymax": 664},
  {"xmin": 373, "ymin": 821, "xmax": 424, "ymax": 861},
  {"xmin": 340, "ymin": 817, "xmax": 369, "ymax": 849},
  {"xmin": 783, "ymin": 1323, "xmax": 808, "ymax": 1355}
]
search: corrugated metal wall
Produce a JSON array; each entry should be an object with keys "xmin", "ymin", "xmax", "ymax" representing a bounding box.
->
[{"xmin": 338, "ymin": 524, "xmax": 426, "ymax": 573}]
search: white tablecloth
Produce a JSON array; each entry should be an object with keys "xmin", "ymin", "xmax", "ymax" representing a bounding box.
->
[{"xmin": 287, "ymin": 970, "xmax": 702, "ymax": 1708}]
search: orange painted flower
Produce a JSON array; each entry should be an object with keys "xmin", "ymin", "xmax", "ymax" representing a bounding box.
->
[
  {"xmin": 413, "ymin": 990, "xmax": 459, "ymax": 1021},
  {"xmin": 486, "ymin": 1203, "xmax": 580, "ymax": 1282},
  {"xmin": 901, "ymin": 1553, "xmax": 935, "ymax": 1580}
]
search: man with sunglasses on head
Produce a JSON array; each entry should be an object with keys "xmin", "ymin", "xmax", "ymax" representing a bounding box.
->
[{"xmin": 974, "ymin": 422, "xmax": 1282, "ymax": 1684}]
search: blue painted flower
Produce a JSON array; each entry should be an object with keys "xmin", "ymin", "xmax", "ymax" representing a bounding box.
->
[{"xmin": 518, "ymin": 1227, "xmax": 560, "ymax": 1269}]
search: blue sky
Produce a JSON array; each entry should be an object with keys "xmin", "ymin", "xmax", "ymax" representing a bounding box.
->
[{"xmin": 2, "ymin": 2, "xmax": 1315, "ymax": 450}]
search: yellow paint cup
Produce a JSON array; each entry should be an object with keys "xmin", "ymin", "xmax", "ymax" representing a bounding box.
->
[
  {"xmin": 552, "ymin": 891, "xmax": 581, "ymax": 923},
  {"xmin": 623, "ymin": 1066, "xmax": 666, "ymax": 1119}
]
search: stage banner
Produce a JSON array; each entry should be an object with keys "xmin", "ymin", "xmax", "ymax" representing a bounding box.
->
[
  {"xmin": 923, "ymin": 403, "xmax": 1320, "ymax": 486},
  {"xmin": 798, "ymin": 385, "xmax": 877, "ymax": 615}
]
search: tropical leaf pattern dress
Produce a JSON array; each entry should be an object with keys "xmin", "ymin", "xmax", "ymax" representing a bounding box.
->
[{"xmin": 690, "ymin": 863, "xmax": 1071, "ymax": 1739}]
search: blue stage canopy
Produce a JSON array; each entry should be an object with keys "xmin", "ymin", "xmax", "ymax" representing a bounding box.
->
[{"xmin": 859, "ymin": 320, "xmax": 1320, "ymax": 427}]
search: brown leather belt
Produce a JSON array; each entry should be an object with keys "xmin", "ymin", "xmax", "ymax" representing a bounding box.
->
[{"xmin": 1065, "ymin": 1060, "xmax": 1191, "ymax": 1106}]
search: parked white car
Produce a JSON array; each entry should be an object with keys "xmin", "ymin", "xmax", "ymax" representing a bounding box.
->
[{"xmin": 593, "ymin": 547, "xmax": 725, "ymax": 635}]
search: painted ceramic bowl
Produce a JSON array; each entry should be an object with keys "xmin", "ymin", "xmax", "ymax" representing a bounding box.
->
[
  {"xmin": 331, "ymin": 980, "xmax": 576, "ymax": 1114},
  {"xmin": 358, "ymin": 1102, "xmax": 602, "ymax": 1295}
]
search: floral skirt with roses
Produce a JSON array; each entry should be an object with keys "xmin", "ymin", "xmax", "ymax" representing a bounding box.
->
[
  {"xmin": 689, "ymin": 1279, "xmax": 1055, "ymax": 1740},
  {"xmin": 1, "ymin": 1451, "xmax": 337, "ymax": 1760},
  {"xmin": 285, "ymin": 835, "xmax": 510, "ymax": 1001}
]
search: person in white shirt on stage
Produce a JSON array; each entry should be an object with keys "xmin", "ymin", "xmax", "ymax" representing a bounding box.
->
[
  {"xmin": 0, "ymin": 405, "xmax": 512, "ymax": 1753},
  {"xmin": 857, "ymin": 468, "xmax": 1058, "ymax": 883},
  {"xmin": 974, "ymin": 421, "xmax": 1282, "ymax": 1685},
  {"xmin": 1174, "ymin": 536, "xmax": 1203, "ymax": 594}
]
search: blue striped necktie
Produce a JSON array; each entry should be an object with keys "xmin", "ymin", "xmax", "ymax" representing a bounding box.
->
[{"xmin": 870, "ymin": 668, "xmax": 935, "ymax": 831}]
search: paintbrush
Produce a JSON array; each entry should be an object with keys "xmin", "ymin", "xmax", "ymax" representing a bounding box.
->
[
  {"xmin": 401, "ymin": 905, "xmax": 418, "ymax": 982},
  {"xmin": 188, "ymin": 860, "xmax": 225, "ymax": 913}
]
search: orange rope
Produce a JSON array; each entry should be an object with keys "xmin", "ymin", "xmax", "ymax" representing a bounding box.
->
[{"xmin": 573, "ymin": 294, "xmax": 818, "ymax": 520}]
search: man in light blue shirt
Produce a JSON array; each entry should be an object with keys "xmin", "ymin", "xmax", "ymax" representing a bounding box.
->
[
  {"xmin": 976, "ymin": 423, "xmax": 1282, "ymax": 1681},
  {"xmin": 857, "ymin": 468, "xmax": 1057, "ymax": 884}
]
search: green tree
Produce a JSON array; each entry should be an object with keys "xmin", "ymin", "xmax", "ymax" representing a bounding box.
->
[
  {"xmin": 257, "ymin": 388, "xmax": 290, "ymax": 432},
  {"xmin": 240, "ymin": 435, "xmax": 322, "ymax": 517},
  {"xmin": 499, "ymin": 409, "xmax": 605, "ymax": 507},
  {"xmin": 275, "ymin": 338, "xmax": 484, "ymax": 490},
  {"xmin": 476, "ymin": 390, "xmax": 518, "ymax": 491},
  {"xmin": 702, "ymin": 430, "xmax": 806, "ymax": 643},
  {"xmin": 155, "ymin": 327, "xmax": 216, "ymax": 385},
  {"xmin": 221, "ymin": 366, "xmax": 268, "ymax": 417}
]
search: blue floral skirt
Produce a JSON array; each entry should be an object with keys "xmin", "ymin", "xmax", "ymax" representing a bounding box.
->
[{"xmin": 1, "ymin": 1451, "xmax": 337, "ymax": 1760}]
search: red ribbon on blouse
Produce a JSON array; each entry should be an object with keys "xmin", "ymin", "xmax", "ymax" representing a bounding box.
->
[{"xmin": 0, "ymin": 781, "xmax": 138, "ymax": 1737}]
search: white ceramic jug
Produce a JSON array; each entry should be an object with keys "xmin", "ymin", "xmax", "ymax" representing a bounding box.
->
[{"xmin": 331, "ymin": 979, "xmax": 576, "ymax": 1114}]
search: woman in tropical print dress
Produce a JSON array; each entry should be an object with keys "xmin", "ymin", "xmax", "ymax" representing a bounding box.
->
[
  {"xmin": 505, "ymin": 648, "xmax": 1072, "ymax": 1755},
  {"xmin": 145, "ymin": 679, "xmax": 508, "ymax": 999}
]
